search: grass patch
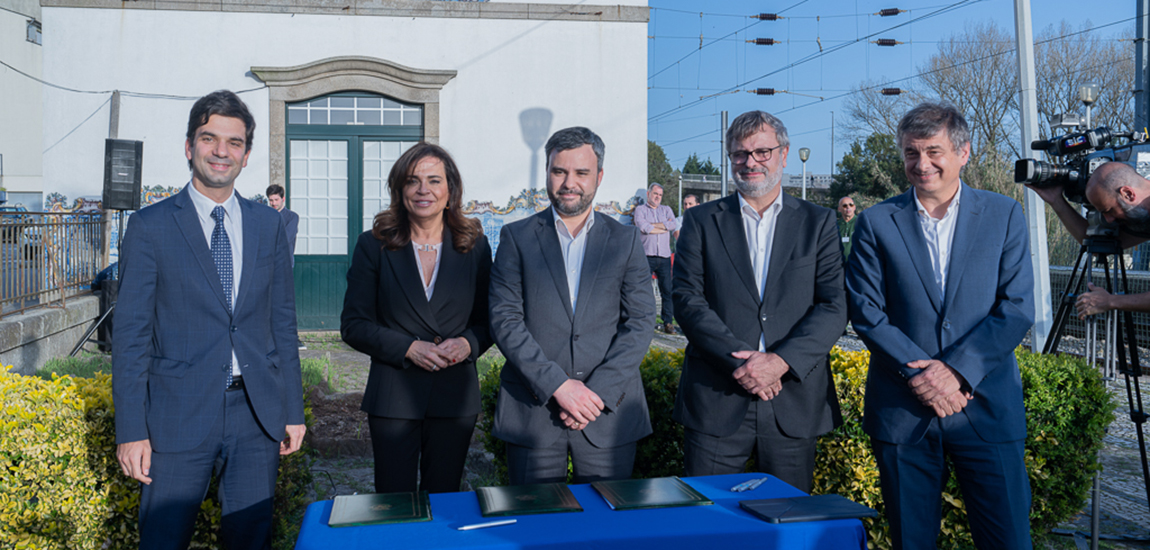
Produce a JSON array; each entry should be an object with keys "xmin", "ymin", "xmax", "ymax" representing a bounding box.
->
[{"xmin": 36, "ymin": 354, "xmax": 111, "ymax": 380}]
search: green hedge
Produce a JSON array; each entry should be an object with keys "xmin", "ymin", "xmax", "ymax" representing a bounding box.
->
[
  {"xmin": 479, "ymin": 346, "xmax": 1115, "ymax": 547},
  {"xmin": 2, "ymin": 363, "xmax": 314, "ymax": 549}
]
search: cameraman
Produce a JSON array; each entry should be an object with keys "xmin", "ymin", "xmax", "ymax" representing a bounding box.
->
[{"xmin": 1030, "ymin": 162, "xmax": 1150, "ymax": 319}]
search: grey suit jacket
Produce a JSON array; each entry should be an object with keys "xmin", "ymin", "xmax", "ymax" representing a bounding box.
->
[{"xmin": 489, "ymin": 208, "xmax": 656, "ymax": 449}]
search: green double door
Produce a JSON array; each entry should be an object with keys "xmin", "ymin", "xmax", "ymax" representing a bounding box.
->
[{"xmin": 288, "ymin": 133, "xmax": 418, "ymax": 330}]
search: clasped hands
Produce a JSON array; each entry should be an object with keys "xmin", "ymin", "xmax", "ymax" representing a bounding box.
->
[
  {"xmin": 406, "ymin": 337, "xmax": 471, "ymax": 373},
  {"xmin": 907, "ymin": 359, "xmax": 972, "ymax": 418},
  {"xmin": 554, "ymin": 379, "xmax": 604, "ymax": 431},
  {"xmin": 730, "ymin": 350, "xmax": 788, "ymax": 401}
]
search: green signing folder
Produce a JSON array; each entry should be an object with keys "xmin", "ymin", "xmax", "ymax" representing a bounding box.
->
[
  {"xmin": 591, "ymin": 476, "xmax": 714, "ymax": 511},
  {"xmin": 476, "ymin": 482, "xmax": 584, "ymax": 517},
  {"xmin": 327, "ymin": 491, "xmax": 432, "ymax": 527}
]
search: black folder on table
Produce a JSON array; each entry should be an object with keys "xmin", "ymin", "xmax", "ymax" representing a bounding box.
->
[
  {"xmin": 740, "ymin": 494, "xmax": 878, "ymax": 524},
  {"xmin": 328, "ymin": 491, "xmax": 432, "ymax": 527},
  {"xmin": 591, "ymin": 476, "xmax": 713, "ymax": 511},
  {"xmin": 475, "ymin": 483, "xmax": 584, "ymax": 517}
]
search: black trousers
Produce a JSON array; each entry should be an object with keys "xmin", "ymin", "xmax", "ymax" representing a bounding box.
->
[
  {"xmin": 368, "ymin": 415, "xmax": 477, "ymax": 494},
  {"xmin": 647, "ymin": 255, "xmax": 673, "ymax": 325},
  {"xmin": 682, "ymin": 399, "xmax": 817, "ymax": 493}
]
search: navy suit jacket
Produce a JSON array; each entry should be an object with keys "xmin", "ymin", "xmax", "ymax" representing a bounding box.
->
[
  {"xmin": 489, "ymin": 209, "xmax": 656, "ymax": 449},
  {"xmin": 341, "ymin": 229, "xmax": 493, "ymax": 419},
  {"xmin": 845, "ymin": 184, "xmax": 1035, "ymax": 445},
  {"xmin": 671, "ymin": 192, "xmax": 845, "ymax": 439},
  {"xmin": 113, "ymin": 186, "xmax": 305, "ymax": 452}
]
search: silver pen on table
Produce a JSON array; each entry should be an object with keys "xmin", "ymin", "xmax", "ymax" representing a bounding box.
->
[
  {"xmin": 729, "ymin": 476, "xmax": 770, "ymax": 492},
  {"xmin": 457, "ymin": 519, "xmax": 517, "ymax": 531}
]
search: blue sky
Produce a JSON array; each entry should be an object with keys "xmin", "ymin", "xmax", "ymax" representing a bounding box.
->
[{"xmin": 647, "ymin": 0, "xmax": 1134, "ymax": 176}]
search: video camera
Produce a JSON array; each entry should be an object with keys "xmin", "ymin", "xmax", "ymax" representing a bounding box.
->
[{"xmin": 1014, "ymin": 126, "xmax": 1146, "ymax": 204}]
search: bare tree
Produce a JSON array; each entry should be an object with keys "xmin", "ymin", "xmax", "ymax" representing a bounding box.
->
[
  {"xmin": 918, "ymin": 21, "xmax": 1021, "ymax": 162},
  {"xmin": 840, "ymin": 80, "xmax": 918, "ymax": 142},
  {"xmin": 1034, "ymin": 20, "xmax": 1135, "ymax": 140}
]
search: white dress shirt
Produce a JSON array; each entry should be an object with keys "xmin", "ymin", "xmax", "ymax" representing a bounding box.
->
[
  {"xmin": 412, "ymin": 242, "xmax": 443, "ymax": 300},
  {"xmin": 553, "ymin": 207, "xmax": 596, "ymax": 314},
  {"xmin": 913, "ymin": 184, "xmax": 962, "ymax": 298},
  {"xmin": 739, "ymin": 190, "xmax": 784, "ymax": 352},
  {"xmin": 187, "ymin": 182, "xmax": 243, "ymax": 377}
]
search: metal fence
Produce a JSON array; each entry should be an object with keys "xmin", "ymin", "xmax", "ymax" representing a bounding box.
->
[
  {"xmin": 1, "ymin": 211, "xmax": 105, "ymax": 318},
  {"xmin": 1046, "ymin": 265, "xmax": 1150, "ymax": 368}
]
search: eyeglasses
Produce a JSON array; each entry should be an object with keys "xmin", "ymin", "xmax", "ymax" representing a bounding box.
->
[
  {"xmin": 841, "ymin": 203, "xmax": 855, "ymax": 208},
  {"xmin": 728, "ymin": 145, "xmax": 782, "ymax": 164}
]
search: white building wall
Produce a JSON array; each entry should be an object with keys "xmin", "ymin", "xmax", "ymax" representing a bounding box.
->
[
  {"xmin": 0, "ymin": 0, "xmax": 43, "ymax": 209},
  {"xmin": 40, "ymin": 5, "xmax": 648, "ymax": 208}
]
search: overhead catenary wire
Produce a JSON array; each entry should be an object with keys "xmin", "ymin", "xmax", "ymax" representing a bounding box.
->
[
  {"xmin": 649, "ymin": 0, "xmax": 978, "ymax": 123},
  {"xmin": 652, "ymin": 6, "xmax": 1136, "ymax": 154}
]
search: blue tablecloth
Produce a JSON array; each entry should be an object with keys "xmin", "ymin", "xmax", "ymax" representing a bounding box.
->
[{"xmin": 295, "ymin": 473, "xmax": 869, "ymax": 549}]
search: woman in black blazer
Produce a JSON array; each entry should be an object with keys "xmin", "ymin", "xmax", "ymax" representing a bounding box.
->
[{"xmin": 341, "ymin": 142, "xmax": 492, "ymax": 494}]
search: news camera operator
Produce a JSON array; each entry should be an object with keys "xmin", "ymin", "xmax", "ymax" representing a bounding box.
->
[{"xmin": 1030, "ymin": 161, "xmax": 1150, "ymax": 319}]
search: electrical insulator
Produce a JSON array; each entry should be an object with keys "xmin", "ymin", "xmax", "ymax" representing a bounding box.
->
[
  {"xmin": 874, "ymin": 38, "xmax": 900, "ymax": 47},
  {"xmin": 753, "ymin": 13, "xmax": 780, "ymax": 20},
  {"xmin": 753, "ymin": 88, "xmax": 777, "ymax": 96},
  {"xmin": 878, "ymin": 8, "xmax": 903, "ymax": 16},
  {"xmin": 881, "ymin": 88, "xmax": 903, "ymax": 95},
  {"xmin": 751, "ymin": 38, "xmax": 777, "ymax": 46}
]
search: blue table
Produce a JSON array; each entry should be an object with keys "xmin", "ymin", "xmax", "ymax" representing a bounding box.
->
[{"xmin": 295, "ymin": 473, "xmax": 869, "ymax": 549}]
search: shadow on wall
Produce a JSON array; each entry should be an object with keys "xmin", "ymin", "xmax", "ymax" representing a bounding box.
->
[{"xmin": 519, "ymin": 108, "xmax": 553, "ymax": 192}]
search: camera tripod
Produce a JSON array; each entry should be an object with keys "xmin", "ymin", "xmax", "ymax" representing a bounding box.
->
[{"xmin": 1045, "ymin": 228, "xmax": 1150, "ymax": 548}]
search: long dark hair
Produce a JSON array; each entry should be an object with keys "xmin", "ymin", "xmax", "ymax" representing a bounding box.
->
[{"xmin": 372, "ymin": 142, "xmax": 481, "ymax": 253}]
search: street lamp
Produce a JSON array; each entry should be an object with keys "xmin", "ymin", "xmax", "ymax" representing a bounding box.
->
[
  {"xmin": 798, "ymin": 147, "xmax": 811, "ymax": 200},
  {"xmin": 1080, "ymin": 82, "xmax": 1100, "ymax": 128}
]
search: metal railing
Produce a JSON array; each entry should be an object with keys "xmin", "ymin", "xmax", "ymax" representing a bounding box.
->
[{"xmin": 1, "ymin": 211, "xmax": 105, "ymax": 318}]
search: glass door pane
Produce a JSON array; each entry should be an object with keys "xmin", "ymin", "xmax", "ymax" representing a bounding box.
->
[
  {"xmin": 290, "ymin": 139, "xmax": 349, "ymax": 255},
  {"xmin": 361, "ymin": 140, "xmax": 417, "ymax": 232}
]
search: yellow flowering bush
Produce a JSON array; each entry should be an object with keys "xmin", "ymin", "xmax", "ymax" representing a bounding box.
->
[
  {"xmin": 1, "ymin": 365, "xmax": 314, "ymax": 550},
  {"xmin": 1, "ymin": 371, "xmax": 103, "ymax": 549}
]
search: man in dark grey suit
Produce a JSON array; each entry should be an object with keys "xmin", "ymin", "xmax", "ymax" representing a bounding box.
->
[
  {"xmin": 489, "ymin": 127, "xmax": 656, "ymax": 485},
  {"xmin": 672, "ymin": 110, "xmax": 845, "ymax": 493},
  {"xmin": 113, "ymin": 91, "xmax": 305, "ymax": 549}
]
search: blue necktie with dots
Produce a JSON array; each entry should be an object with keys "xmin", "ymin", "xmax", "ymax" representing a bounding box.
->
[{"xmin": 211, "ymin": 205, "xmax": 234, "ymax": 389}]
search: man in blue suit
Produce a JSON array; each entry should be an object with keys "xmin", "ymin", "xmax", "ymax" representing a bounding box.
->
[
  {"xmin": 845, "ymin": 101, "xmax": 1035, "ymax": 549},
  {"xmin": 113, "ymin": 90, "xmax": 306, "ymax": 549}
]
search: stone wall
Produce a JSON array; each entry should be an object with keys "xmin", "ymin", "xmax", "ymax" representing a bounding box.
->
[{"xmin": 0, "ymin": 295, "xmax": 99, "ymax": 375}]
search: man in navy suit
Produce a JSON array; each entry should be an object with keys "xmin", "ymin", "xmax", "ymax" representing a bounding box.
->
[
  {"xmin": 113, "ymin": 90, "xmax": 306, "ymax": 549},
  {"xmin": 489, "ymin": 127, "xmax": 656, "ymax": 485},
  {"xmin": 846, "ymin": 101, "xmax": 1035, "ymax": 549}
]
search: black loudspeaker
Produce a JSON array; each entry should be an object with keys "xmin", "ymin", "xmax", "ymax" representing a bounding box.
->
[{"xmin": 103, "ymin": 139, "xmax": 143, "ymax": 210}]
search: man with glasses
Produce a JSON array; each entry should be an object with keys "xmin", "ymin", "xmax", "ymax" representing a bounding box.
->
[
  {"xmin": 837, "ymin": 196, "xmax": 857, "ymax": 259},
  {"xmin": 671, "ymin": 110, "xmax": 845, "ymax": 492}
]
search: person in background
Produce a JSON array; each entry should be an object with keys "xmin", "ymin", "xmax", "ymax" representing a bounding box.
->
[
  {"xmin": 267, "ymin": 183, "xmax": 304, "ymax": 349},
  {"xmin": 836, "ymin": 195, "xmax": 857, "ymax": 260},
  {"xmin": 266, "ymin": 184, "xmax": 298, "ymax": 265},
  {"xmin": 634, "ymin": 183, "xmax": 678, "ymax": 334},
  {"xmin": 340, "ymin": 142, "xmax": 493, "ymax": 494},
  {"xmin": 674, "ymin": 193, "xmax": 700, "ymax": 240}
]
